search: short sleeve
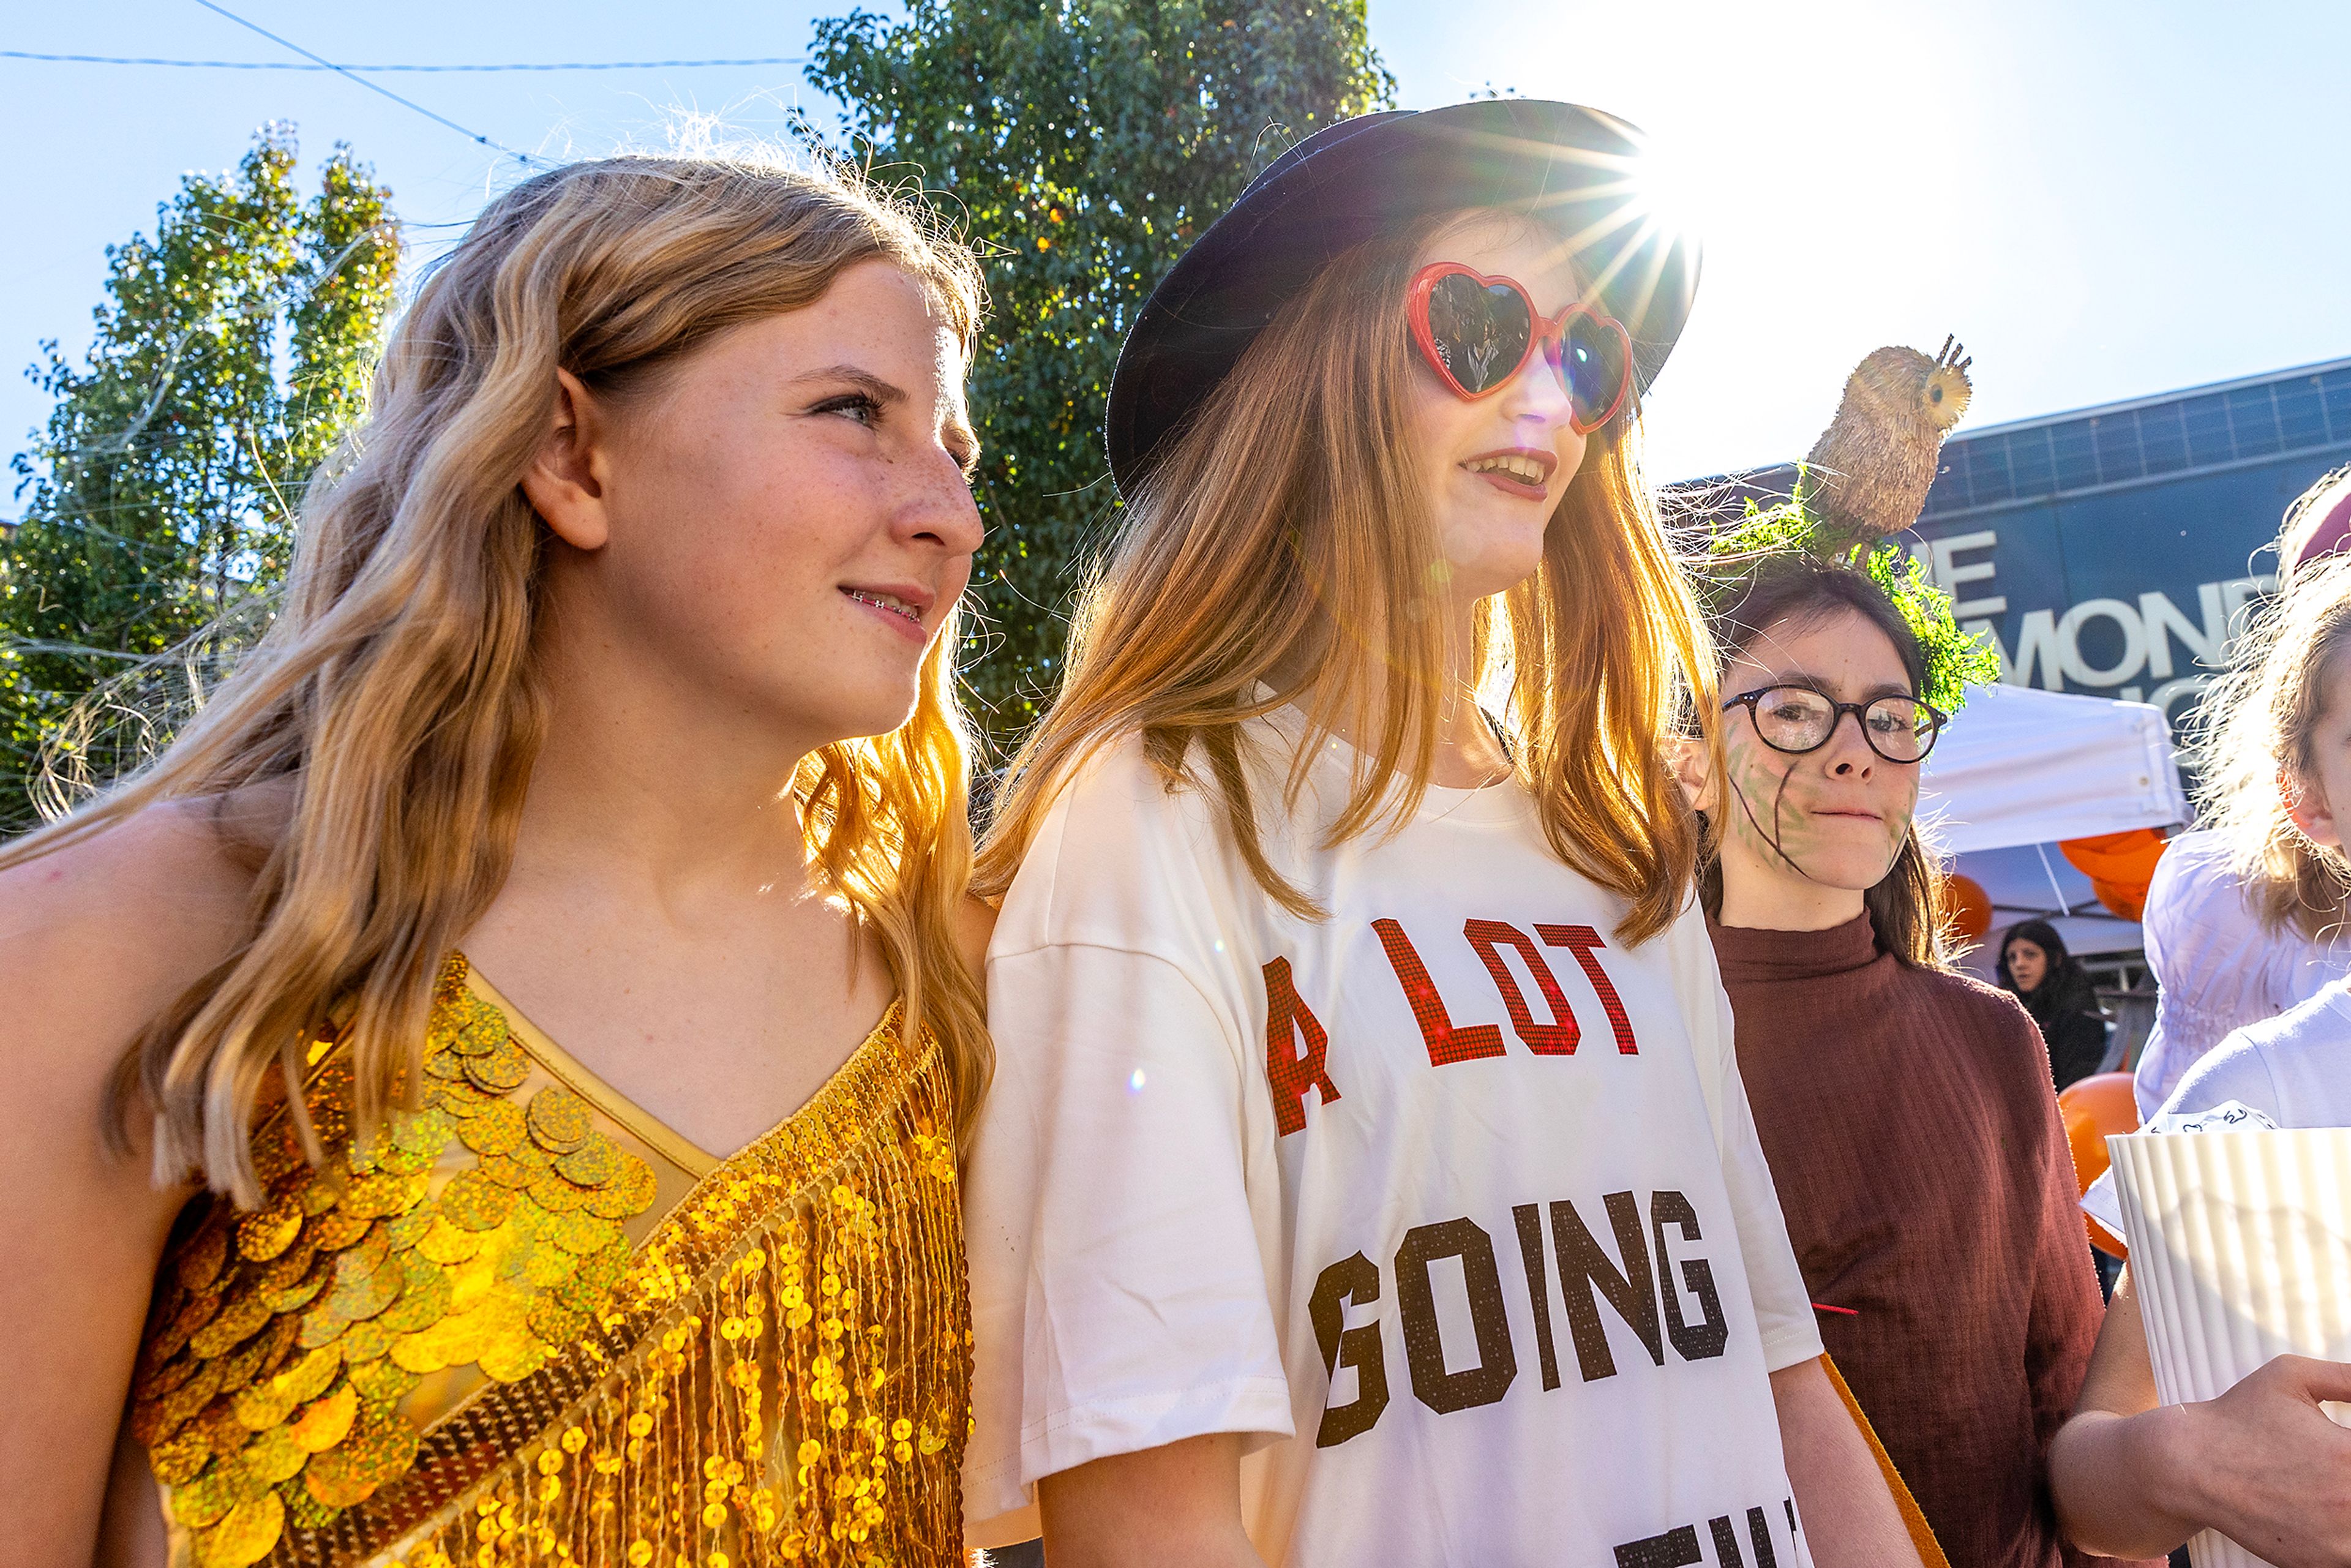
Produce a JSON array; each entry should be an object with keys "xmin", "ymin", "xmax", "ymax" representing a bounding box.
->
[
  {"xmin": 1669, "ymin": 910, "xmax": 1824, "ymax": 1373},
  {"xmin": 2131, "ymin": 841, "xmax": 2200, "ymax": 1117},
  {"xmin": 1709, "ymin": 988, "xmax": 1826, "ymax": 1371},
  {"xmin": 2160, "ymin": 1028, "xmax": 2287, "ymax": 1125},
  {"xmin": 2131, "ymin": 831, "xmax": 2305, "ymax": 1118},
  {"xmin": 962, "ymin": 943, "xmax": 1292, "ymax": 1532},
  {"xmin": 961, "ymin": 749, "xmax": 1294, "ymax": 1539},
  {"xmin": 2085, "ymin": 1025, "xmax": 2284, "ymax": 1234}
]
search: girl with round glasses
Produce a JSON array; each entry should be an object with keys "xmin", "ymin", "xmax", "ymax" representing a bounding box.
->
[
  {"xmin": 960, "ymin": 101, "xmax": 1925, "ymax": 1568},
  {"xmin": 1683, "ymin": 552, "xmax": 2111, "ymax": 1568}
]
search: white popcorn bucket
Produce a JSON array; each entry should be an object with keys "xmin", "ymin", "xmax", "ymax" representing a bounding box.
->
[{"xmin": 2107, "ymin": 1128, "xmax": 2351, "ymax": 1568}]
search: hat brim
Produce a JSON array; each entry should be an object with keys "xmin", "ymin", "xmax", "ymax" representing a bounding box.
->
[{"xmin": 1105, "ymin": 98, "xmax": 1700, "ymax": 497}]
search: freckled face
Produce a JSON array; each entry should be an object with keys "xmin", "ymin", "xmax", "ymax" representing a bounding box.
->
[
  {"xmin": 1403, "ymin": 216, "xmax": 1594, "ymax": 607},
  {"xmin": 583, "ymin": 260, "xmax": 982, "ymax": 745},
  {"xmin": 1719, "ymin": 607, "xmax": 1922, "ymax": 894}
]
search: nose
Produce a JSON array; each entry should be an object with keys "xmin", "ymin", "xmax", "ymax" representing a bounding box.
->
[
  {"xmin": 1495, "ymin": 340, "xmax": 1580, "ymax": 432},
  {"xmin": 894, "ymin": 447, "xmax": 984, "ymax": 559},
  {"xmin": 1821, "ymin": 709, "xmax": 1877, "ymax": 778}
]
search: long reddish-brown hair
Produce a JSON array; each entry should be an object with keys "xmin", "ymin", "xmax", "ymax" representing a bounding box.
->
[{"xmin": 977, "ymin": 209, "xmax": 1711, "ymax": 943}]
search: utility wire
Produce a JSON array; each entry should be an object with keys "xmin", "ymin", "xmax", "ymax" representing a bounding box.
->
[
  {"xmin": 185, "ymin": 0, "xmax": 552, "ymax": 166},
  {"xmin": 1, "ymin": 50, "xmax": 806, "ymax": 72}
]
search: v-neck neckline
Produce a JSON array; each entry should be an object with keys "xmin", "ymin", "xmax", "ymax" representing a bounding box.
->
[
  {"xmin": 460, "ymin": 961, "xmax": 722, "ymax": 1177},
  {"xmin": 456, "ymin": 959, "xmax": 911, "ymax": 1179}
]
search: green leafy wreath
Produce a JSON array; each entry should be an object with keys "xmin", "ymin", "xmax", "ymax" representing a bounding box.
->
[{"xmin": 1693, "ymin": 469, "xmax": 2002, "ymax": 716}]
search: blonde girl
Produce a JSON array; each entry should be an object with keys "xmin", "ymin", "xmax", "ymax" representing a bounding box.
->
[
  {"xmin": 0, "ymin": 154, "xmax": 990, "ymax": 1567},
  {"xmin": 2130, "ymin": 463, "xmax": 2351, "ymax": 1114},
  {"xmin": 958, "ymin": 100, "xmax": 1922, "ymax": 1568},
  {"xmin": 2056, "ymin": 556, "xmax": 2351, "ymax": 1560}
]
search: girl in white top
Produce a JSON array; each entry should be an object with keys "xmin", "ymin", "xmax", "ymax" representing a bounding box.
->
[
  {"xmin": 2144, "ymin": 973, "xmax": 2351, "ymax": 1128},
  {"xmin": 2055, "ymin": 556, "xmax": 2351, "ymax": 1561},
  {"xmin": 2132, "ymin": 464, "xmax": 2351, "ymax": 1115},
  {"xmin": 2131, "ymin": 828, "xmax": 2346, "ymax": 1114},
  {"xmin": 959, "ymin": 100, "xmax": 1925, "ymax": 1568}
]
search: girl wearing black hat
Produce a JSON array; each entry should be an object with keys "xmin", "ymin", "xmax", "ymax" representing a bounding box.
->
[
  {"xmin": 959, "ymin": 102, "xmax": 1923, "ymax": 1566},
  {"xmin": 1997, "ymin": 919, "xmax": 2110, "ymax": 1092}
]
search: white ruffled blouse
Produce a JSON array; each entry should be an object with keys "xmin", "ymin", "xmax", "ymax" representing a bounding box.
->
[{"xmin": 2133, "ymin": 828, "xmax": 2350, "ymax": 1116}]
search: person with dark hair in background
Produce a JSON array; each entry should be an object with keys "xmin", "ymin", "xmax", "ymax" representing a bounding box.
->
[{"xmin": 1998, "ymin": 919, "xmax": 2110, "ymax": 1092}]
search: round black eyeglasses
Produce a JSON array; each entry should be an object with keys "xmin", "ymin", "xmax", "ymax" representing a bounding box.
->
[{"xmin": 1720, "ymin": 685, "xmax": 1946, "ymax": 765}]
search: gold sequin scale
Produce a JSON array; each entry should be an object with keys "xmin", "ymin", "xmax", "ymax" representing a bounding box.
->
[{"xmin": 134, "ymin": 958, "xmax": 971, "ymax": 1568}]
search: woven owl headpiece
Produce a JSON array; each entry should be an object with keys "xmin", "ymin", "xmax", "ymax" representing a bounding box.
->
[
  {"xmin": 1690, "ymin": 339, "xmax": 1997, "ymax": 715},
  {"xmin": 1690, "ymin": 491, "xmax": 2000, "ymax": 715}
]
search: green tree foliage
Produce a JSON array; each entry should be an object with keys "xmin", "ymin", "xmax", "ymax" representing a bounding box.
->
[
  {"xmin": 3, "ymin": 124, "xmax": 397, "ymax": 827},
  {"xmin": 805, "ymin": 0, "xmax": 1392, "ymax": 748}
]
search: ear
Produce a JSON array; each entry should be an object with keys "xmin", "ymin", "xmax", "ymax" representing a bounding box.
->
[
  {"xmin": 2282, "ymin": 765, "xmax": 2344, "ymax": 850},
  {"xmin": 1669, "ymin": 734, "xmax": 1719, "ymax": 814},
  {"xmin": 519, "ymin": 368, "xmax": 613, "ymax": 552}
]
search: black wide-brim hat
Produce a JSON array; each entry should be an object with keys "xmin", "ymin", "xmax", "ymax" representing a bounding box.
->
[{"xmin": 1104, "ymin": 97, "xmax": 1700, "ymax": 497}]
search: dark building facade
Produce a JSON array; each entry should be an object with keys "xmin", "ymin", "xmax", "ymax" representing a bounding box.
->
[{"xmin": 1681, "ymin": 356, "xmax": 2351, "ymax": 729}]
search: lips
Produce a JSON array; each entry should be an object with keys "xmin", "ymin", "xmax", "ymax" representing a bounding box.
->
[
  {"xmin": 840, "ymin": 585, "xmax": 931, "ymax": 642},
  {"xmin": 1461, "ymin": 447, "xmax": 1556, "ymax": 500}
]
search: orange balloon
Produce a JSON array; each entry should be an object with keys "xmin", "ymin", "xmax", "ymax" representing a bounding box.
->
[
  {"xmin": 1940, "ymin": 873, "xmax": 1993, "ymax": 942},
  {"xmin": 2058, "ymin": 828, "xmax": 2169, "ymax": 882},
  {"xmin": 2058, "ymin": 1072, "xmax": 2139, "ymax": 1259},
  {"xmin": 2060, "ymin": 830, "xmax": 2170, "ymax": 919},
  {"xmin": 2090, "ymin": 877, "xmax": 2149, "ymax": 922}
]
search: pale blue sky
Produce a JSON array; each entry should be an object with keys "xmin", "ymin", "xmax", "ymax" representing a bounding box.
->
[{"xmin": 3, "ymin": 1, "xmax": 2344, "ymax": 489}]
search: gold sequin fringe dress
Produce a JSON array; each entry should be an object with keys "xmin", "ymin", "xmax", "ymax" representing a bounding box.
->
[{"xmin": 132, "ymin": 956, "xmax": 971, "ymax": 1568}]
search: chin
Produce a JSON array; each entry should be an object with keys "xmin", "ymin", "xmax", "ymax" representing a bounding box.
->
[
  {"xmin": 1442, "ymin": 543, "xmax": 1548, "ymax": 601},
  {"xmin": 1438, "ymin": 521, "xmax": 1548, "ymax": 597},
  {"xmin": 1815, "ymin": 855, "xmax": 1900, "ymax": 893},
  {"xmin": 827, "ymin": 691, "xmax": 926, "ymax": 745},
  {"xmin": 760, "ymin": 663, "xmax": 926, "ymax": 749}
]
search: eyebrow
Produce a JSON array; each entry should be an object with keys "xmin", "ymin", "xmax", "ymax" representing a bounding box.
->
[
  {"xmin": 793, "ymin": 364, "xmax": 907, "ymax": 403},
  {"xmin": 1758, "ymin": 670, "xmax": 1916, "ymax": 702}
]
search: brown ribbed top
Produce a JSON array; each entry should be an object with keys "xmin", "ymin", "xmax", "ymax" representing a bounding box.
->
[{"xmin": 1709, "ymin": 913, "xmax": 2140, "ymax": 1568}]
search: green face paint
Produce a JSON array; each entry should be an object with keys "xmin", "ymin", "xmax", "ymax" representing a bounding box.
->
[{"xmin": 1720, "ymin": 727, "xmax": 1911, "ymax": 892}]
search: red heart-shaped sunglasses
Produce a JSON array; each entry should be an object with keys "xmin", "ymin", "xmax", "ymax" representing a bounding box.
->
[{"xmin": 1408, "ymin": 262, "xmax": 1633, "ymax": 434}]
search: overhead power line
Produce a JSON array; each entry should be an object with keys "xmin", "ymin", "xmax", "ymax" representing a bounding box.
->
[
  {"xmin": 186, "ymin": 0, "xmax": 552, "ymax": 166},
  {"xmin": 1, "ymin": 50, "xmax": 806, "ymax": 72}
]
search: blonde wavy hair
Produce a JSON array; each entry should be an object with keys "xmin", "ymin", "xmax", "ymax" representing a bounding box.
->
[
  {"xmin": 2192, "ymin": 552, "xmax": 2351, "ymax": 941},
  {"xmin": 1, "ymin": 153, "xmax": 992, "ymax": 1203},
  {"xmin": 977, "ymin": 210, "xmax": 1711, "ymax": 943}
]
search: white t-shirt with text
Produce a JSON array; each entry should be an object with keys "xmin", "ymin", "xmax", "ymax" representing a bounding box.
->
[{"xmin": 961, "ymin": 720, "xmax": 1825, "ymax": 1566}]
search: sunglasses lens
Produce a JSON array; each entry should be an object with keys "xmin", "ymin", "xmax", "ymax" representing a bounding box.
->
[
  {"xmin": 1422, "ymin": 272, "xmax": 1532, "ymax": 395},
  {"xmin": 1554, "ymin": 313, "xmax": 1630, "ymax": 426}
]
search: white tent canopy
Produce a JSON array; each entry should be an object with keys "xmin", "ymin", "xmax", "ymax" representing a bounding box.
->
[
  {"xmin": 1919, "ymin": 682, "xmax": 2188, "ymax": 855},
  {"xmin": 1918, "ymin": 683, "xmax": 2191, "ymax": 959}
]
